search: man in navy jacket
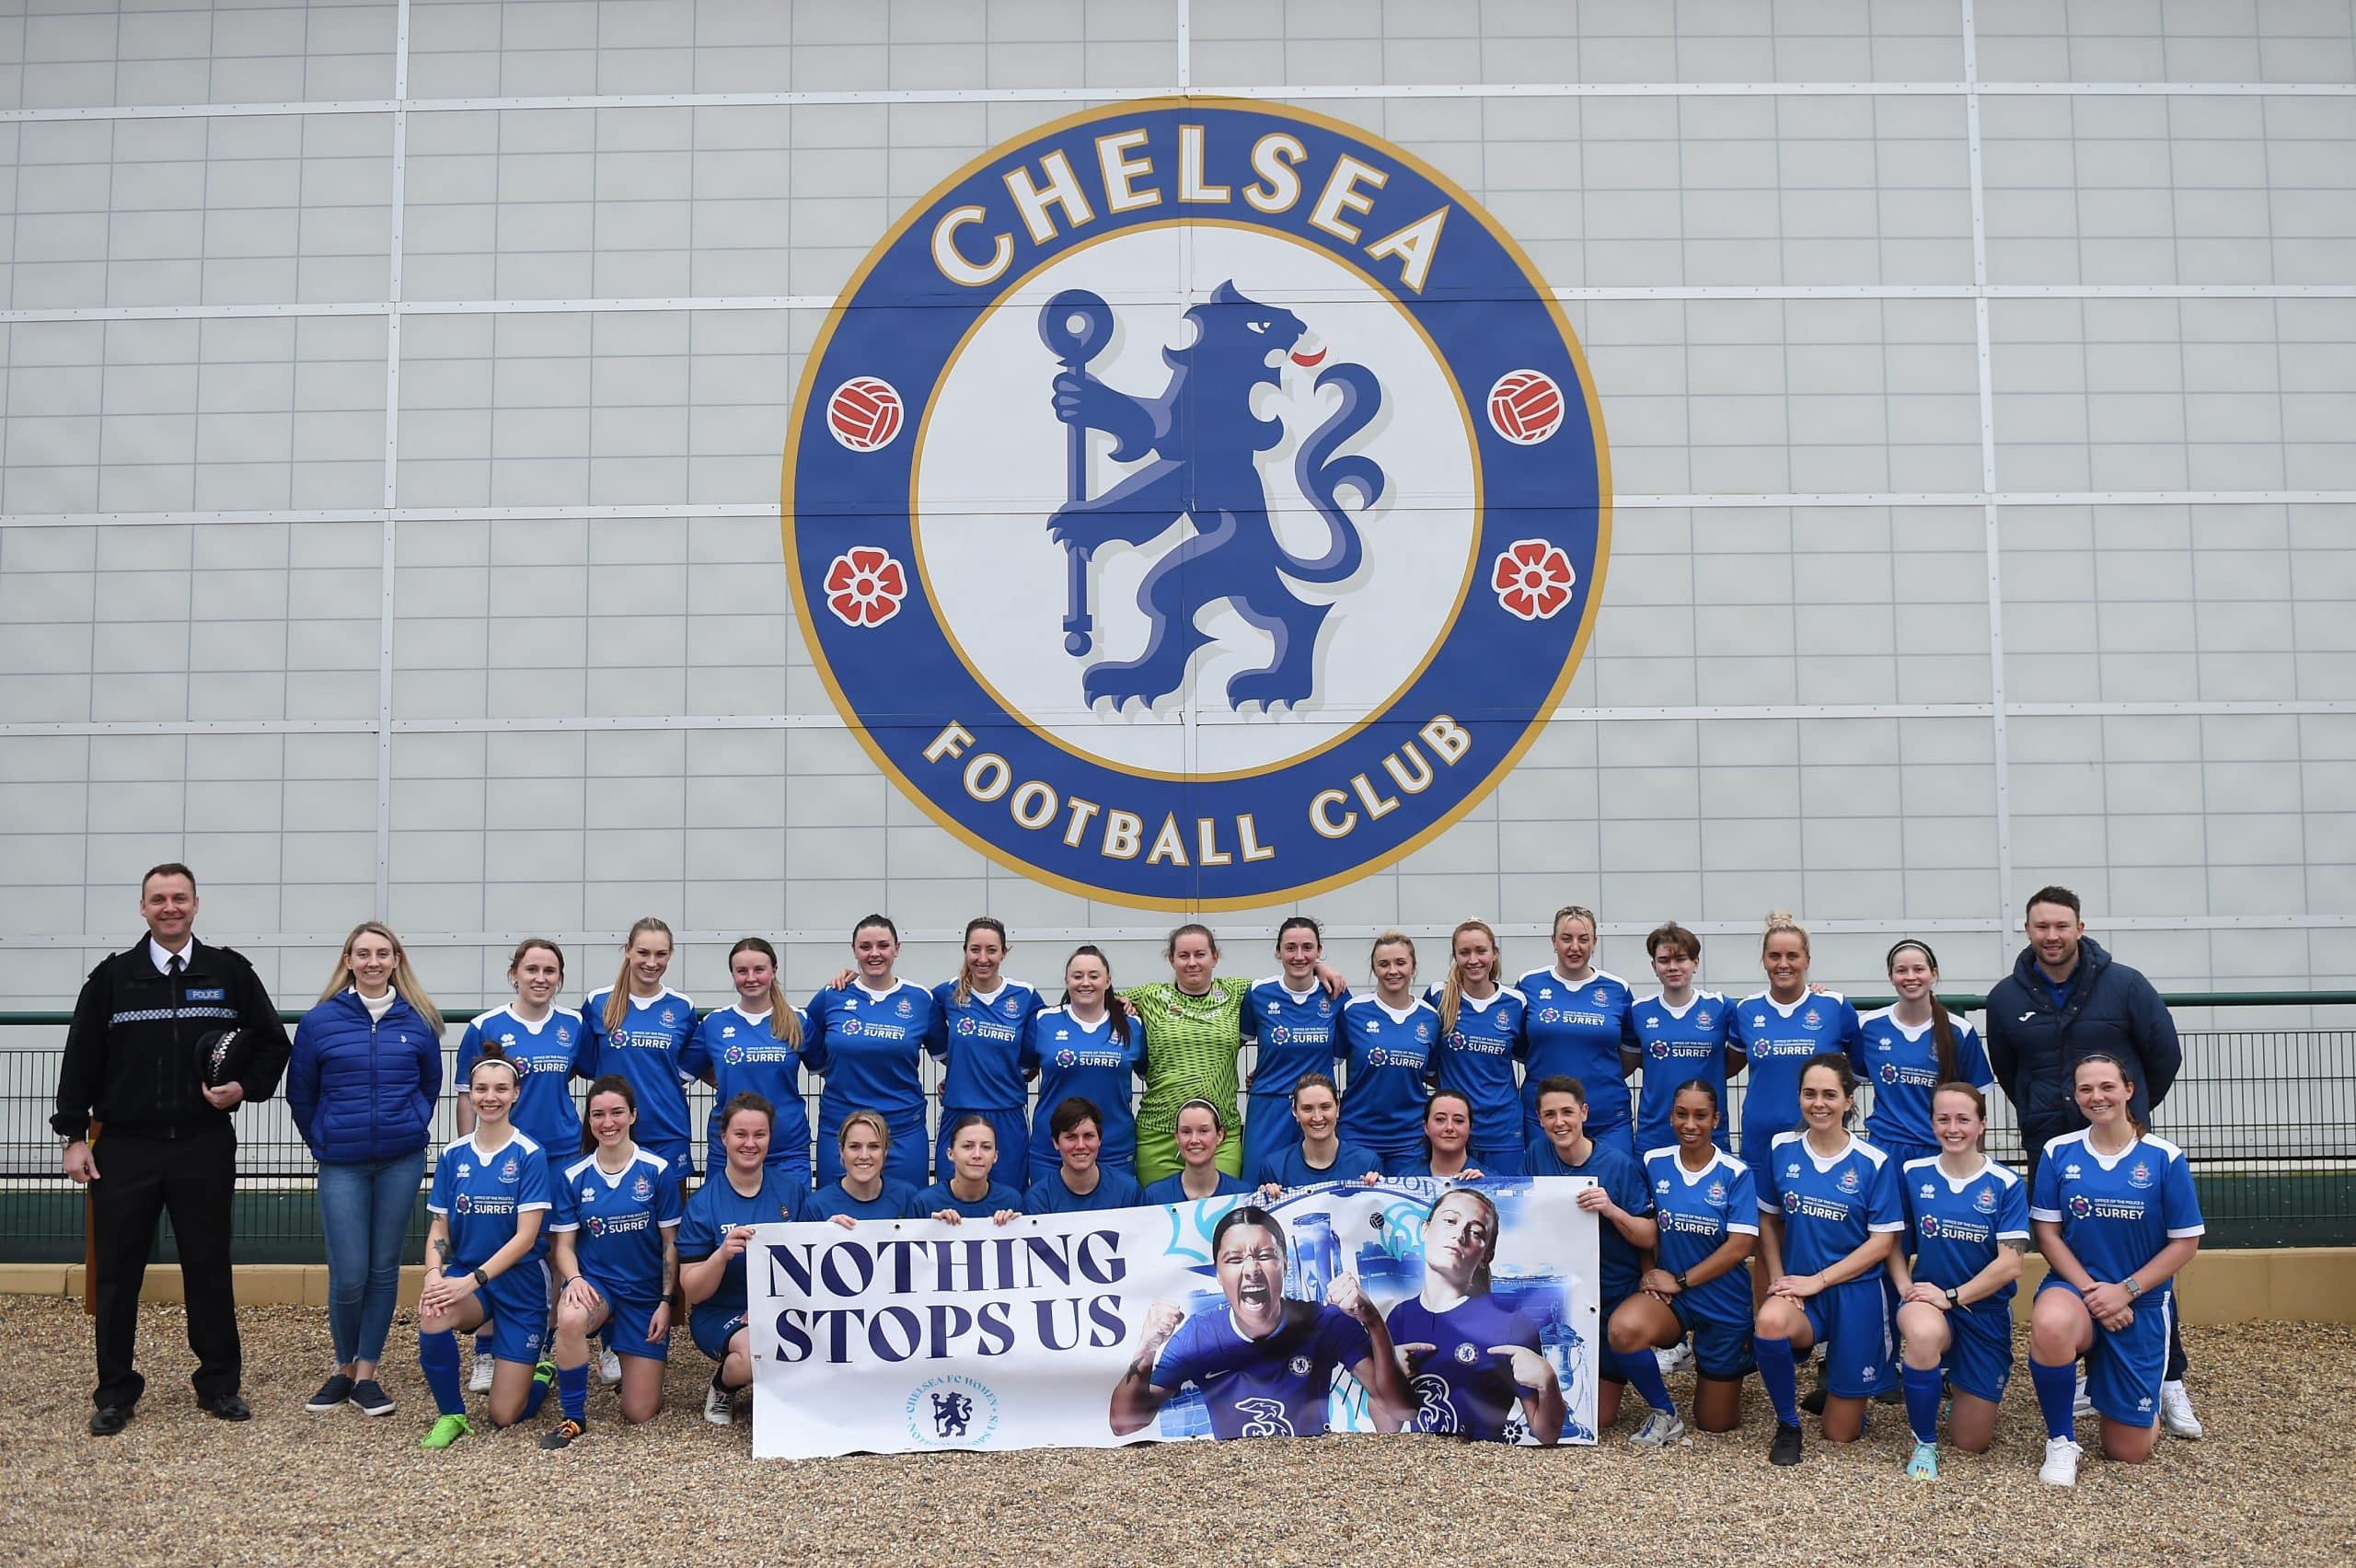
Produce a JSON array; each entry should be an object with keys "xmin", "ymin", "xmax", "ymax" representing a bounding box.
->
[{"xmin": 1984, "ymin": 882, "xmax": 2197, "ymax": 1439}]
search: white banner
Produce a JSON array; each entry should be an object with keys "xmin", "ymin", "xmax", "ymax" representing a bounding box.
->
[{"xmin": 746, "ymin": 1177, "xmax": 1600, "ymax": 1458}]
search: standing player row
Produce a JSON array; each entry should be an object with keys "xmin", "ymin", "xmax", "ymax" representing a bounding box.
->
[{"xmin": 451, "ymin": 907, "xmax": 1995, "ymax": 1193}]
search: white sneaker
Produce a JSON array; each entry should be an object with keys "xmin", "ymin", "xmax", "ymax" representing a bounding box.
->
[
  {"xmin": 599, "ymin": 1347, "xmax": 623, "ymax": 1385},
  {"xmin": 1655, "ymin": 1342, "xmax": 1693, "ymax": 1374},
  {"xmin": 702, "ymin": 1381, "xmax": 735, "ymax": 1426},
  {"xmin": 1629, "ymin": 1409, "xmax": 1686, "ymax": 1449},
  {"xmin": 2159, "ymin": 1379, "xmax": 2202, "ymax": 1439},
  {"xmin": 2038, "ymin": 1435, "xmax": 2083, "ymax": 1487},
  {"xmin": 468, "ymin": 1355, "xmax": 495, "ymax": 1394},
  {"xmin": 2072, "ymin": 1370, "xmax": 2094, "ymax": 1422}
]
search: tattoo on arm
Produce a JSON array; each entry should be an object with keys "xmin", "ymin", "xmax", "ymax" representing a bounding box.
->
[
  {"xmin": 2003, "ymin": 1238, "xmax": 2028, "ymax": 1254},
  {"xmin": 433, "ymin": 1238, "xmax": 453, "ymax": 1266}
]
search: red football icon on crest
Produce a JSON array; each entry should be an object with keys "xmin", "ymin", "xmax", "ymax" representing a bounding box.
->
[
  {"xmin": 1486, "ymin": 369, "xmax": 1564, "ymax": 445},
  {"xmin": 828, "ymin": 376, "xmax": 904, "ymax": 452}
]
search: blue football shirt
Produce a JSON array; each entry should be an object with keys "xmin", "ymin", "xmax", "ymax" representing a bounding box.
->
[
  {"xmin": 1153, "ymin": 1303, "xmax": 1374, "ymax": 1439},
  {"xmin": 1900, "ymin": 1154, "xmax": 2029, "ymax": 1301},
  {"xmin": 549, "ymin": 1147, "xmax": 684, "ymax": 1303},
  {"xmin": 1761, "ymin": 1131, "xmax": 1904, "ymax": 1279},
  {"xmin": 427, "ymin": 1128, "xmax": 554, "ymax": 1269},
  {"xmin": 1385, "ymin": 1291, "xmax": 1544, "ymax": 1442}
]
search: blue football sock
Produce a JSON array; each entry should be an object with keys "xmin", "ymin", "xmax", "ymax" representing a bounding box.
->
[
  {"xmin": 474, "ymin": 1330, "xmax": 492, "ymax": 1357},
  {"xmin": 419, "ymin": 1329, "xmax": 465, "ymax": 1418},
  {"xmin": 1755, "ymin": 1334, "xmax": 1799, "ymax": 1427},
  {"xmin": 2031, "ymin": 1356, "xmax": 2078, "ymax": 1443},
  {"xmin": 1619, "ymin": 1343, "xmax": 1677, "ymax": 1415},
  {"xmin": 1903, "ymin": 1364, "xmax": 1943, "ymax": 1446},
  {"xmin": 558, "ymin": 1363, "xmax": 590, "ymax": 1423},
  {"xmin": 522, "ymin": 1372, "xmax": 550, "ymax": 1421}
]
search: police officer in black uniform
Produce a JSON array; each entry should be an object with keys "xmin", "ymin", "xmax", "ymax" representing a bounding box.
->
[{"xmin": 52, "ymin": 863, "xmax": 290, "ymax": 1435}]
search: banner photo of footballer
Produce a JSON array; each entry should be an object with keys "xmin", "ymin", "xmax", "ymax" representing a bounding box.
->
[{"xmin": 745, "ymin": 1177, "xmax": 1600, "ymax": 1458}]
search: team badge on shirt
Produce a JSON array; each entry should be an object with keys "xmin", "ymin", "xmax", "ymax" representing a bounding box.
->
[
  {"xmin": 631, "ymin": 1174, "xmax": 653, "ymax": 1202},
  {"xmin": 2128, "ymin": 1160, "xmax": 2154, "ymax": 1189},
  {"xmin": 1288, "ymin": 1355, "xmax": 1314, "ymax": 1377},
  {"xmin": 500, "ymin": 1158, "xmax": 519, "ymax": 1182},
  {"xmin": 783, "ymin": 101, "xmax": 1609, "ymax": 912},
  {"xmin": 1974, "ymin": 1186, "xmax": 1999, "ymax": 1213}
]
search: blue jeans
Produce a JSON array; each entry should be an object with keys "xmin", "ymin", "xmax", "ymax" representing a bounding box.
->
[{"xmin": 318, "ymin": 1150, "xmax": 425, "ymax": 1367}]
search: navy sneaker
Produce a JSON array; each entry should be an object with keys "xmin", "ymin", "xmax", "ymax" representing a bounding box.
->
[
  {"xmin": 305, "ymin": 1373, "xmax": 354, "ymax": 1412},
  {"xmin": 349, "ymin": 1379, "xmax": 396, "ymax": 1417}
]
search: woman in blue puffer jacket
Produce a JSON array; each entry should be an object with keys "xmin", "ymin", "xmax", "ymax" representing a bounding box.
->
[{"xmin": 288, "ymin": 922, "xmax": 445, "ymax": 1418}]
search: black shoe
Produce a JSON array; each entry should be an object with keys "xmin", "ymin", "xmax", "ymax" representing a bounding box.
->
[
  {"xmin": 88, "ymin": 1404, "xmax": 133, "ymax": 1437},
  {"xmin": 1770, "ymin": 1422, "xmax": 1804, "ymax": 1466},
  {"xmin": 199, "ymin": 1392, "xmax": 251, "ymax": 1422},
  {"xmin": 306, "ymin": 1372, "xmax": 354, "ymax": 1412},
  {"xmin": 1801, "ymin": 1386, "xmax": 1829, "ymax": 1416},
  {"xmin": 538, "ymin": 1416, "xmax": 585, "ymax": 1451},
  {"xmin": 349, "ymin": 1379, "xmax": 396, "ymax": 1417}
]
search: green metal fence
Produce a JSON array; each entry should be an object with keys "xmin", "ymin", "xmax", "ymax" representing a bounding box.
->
[{"xmin": 4, "ymin": 993, "xmax": 2351, "ymax": 1264}]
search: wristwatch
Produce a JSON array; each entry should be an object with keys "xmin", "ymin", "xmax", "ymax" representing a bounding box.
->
[
  {"xmin": 1672, "ymin": 1270, "xmax": 1690, "ymax": 1290},
  {"xmin": 471, "ymin": 1266, "xmax": 491, "ymax": 1291},
  {"xmin": 2123, "ymin": 1276, "xmax": 2143, "ymax": 1301},
  {"xmin": 1943, "ymin": 1286, "xmax": 1960, "ymax": 1309}
]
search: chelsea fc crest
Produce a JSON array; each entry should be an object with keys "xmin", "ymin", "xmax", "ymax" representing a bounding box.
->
[{"xmin": 784, "ymin": 100, "xmax": 1610, "ymax": 908}]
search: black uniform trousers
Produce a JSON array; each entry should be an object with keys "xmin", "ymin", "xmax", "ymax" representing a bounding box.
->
[{"xmin": 90, "ymin": 1118, "xmax": 241, "ymax": 1409}]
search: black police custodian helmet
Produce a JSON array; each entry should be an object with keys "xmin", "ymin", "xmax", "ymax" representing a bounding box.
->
[{"xmin": 194, "ymin": 1028, "xmax": 255, "ymax": 1090}]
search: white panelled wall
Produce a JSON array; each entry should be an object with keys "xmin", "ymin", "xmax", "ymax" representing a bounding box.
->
[{"xmin": 2, "ymin": 0, "xmax": 2353, "ymax": 1014}]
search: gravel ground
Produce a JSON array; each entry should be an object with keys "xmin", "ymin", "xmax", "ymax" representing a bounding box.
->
[{"xmin": 0, "ymin": 1299, "xmax": 2350, "ymax": 1567}]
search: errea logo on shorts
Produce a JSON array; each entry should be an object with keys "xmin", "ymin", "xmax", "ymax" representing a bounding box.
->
[{"xmin": 783, "ymin": 101, "xmax": 1609, "ymax": 911}]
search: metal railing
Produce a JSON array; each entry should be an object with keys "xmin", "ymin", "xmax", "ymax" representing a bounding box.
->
[{"xmin": 3, "ymin": 993, "xmax": 2350, "ymax": 1263}]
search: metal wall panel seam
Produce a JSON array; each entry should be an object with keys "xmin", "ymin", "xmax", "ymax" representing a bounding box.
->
[
  {"xmin": 372, "ymin": 0, "xmax": 414, "ymax": 921},
  {"xmin": 4, "ymin": 81, "xmax": 2353, "ymax": 127},
  {"xmin": 6, "ymin": 286, "xmax": 2350, "ymax": 328},
  {"xmin": 8, "ymin": 493, "xmax": 2356, "ymax": 531},
  {"xmin": 0, "ymin": 914, "xmax": 2349, "ymax": 951},
  {"xmin": 1962, "ymin": 0, "xmax": 2015, "ymax": 935}
]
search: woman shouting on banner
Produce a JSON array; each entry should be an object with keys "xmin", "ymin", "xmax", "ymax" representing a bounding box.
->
[{"xmin": 1109, "ymin": 1205, "xmax": 1410, "ymax": 1440}]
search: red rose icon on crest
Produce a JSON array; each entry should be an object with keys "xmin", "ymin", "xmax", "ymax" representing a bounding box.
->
[
  {"xmin": 1493, "ymin": 538, "xmax": 1576, "ymax": 621},
  {"xmin": 826, "ymin": 547, "xmax": 908, "ymax": 628}
]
